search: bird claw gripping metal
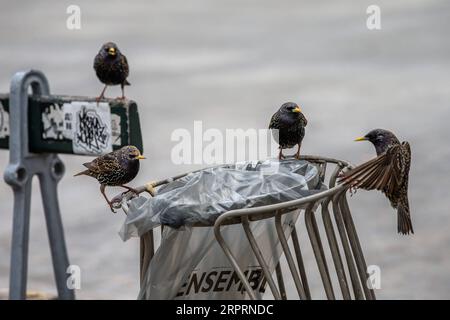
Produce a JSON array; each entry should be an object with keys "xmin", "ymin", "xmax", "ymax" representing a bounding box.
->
[
  {"xmin": 110, "ymin": 180, "xmax": 158, "ymax": 216},
  {"xmin": 111, "ymin": 190, "xmax": 138, "ymax": 213},
  {"xmin": 3, "ymin": 70, "xmax": 75, "ymax": 300}
]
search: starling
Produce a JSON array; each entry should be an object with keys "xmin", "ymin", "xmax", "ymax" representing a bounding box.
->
[
  {"xmin": 93, "ymin": 42, "xmax": 130, "ymax": 101},
  {"xmin": 338, "ymin": 129, "xmax": 413, "ymax": 235},
  {"xmin": 269, "ymin": 102, "xmax": 307, "ymax": 159},
  {"xmin": 74, "ymin": 145, "xmax": 145, "ymax": 211}
]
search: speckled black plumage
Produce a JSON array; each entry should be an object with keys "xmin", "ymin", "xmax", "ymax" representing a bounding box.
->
[
  {"xmin": 269, "ymin": 102, "xmax": 307, "ymax": 159},
  {"xmin": 339, "ymin": 129, "xmax": 413, "ymax": 235},
  {"xmin": 75, "ymin": 145, "xmax": 144, "ymax": 211},
  {"xmin": 94, "ymin": 42, "xmax": 130, "ymax": 100}
]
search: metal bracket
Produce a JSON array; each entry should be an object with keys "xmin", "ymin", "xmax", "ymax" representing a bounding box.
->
[{"xmin": 3, "ymin": 70, "xmax": 75, "ymax": 300}]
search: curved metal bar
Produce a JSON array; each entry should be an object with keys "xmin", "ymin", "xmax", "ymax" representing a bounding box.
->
[
  {"xmin": 318, "ymin": 161, "xmax": 327, "ymax": 183},
  {"xmin": 275, "ymin": 211, "xmax": 307, "ymax": 299},
  {"xmin": 311, "ymin": 208, "xmax": 333, "ymax": 284},
  {"xmin": 332, "ymin": 191, "xmax": 364, "ymax": 299},
  {"xmin": 319, "ymin": 161, "xmax": 352, "ymax": 299},
  {"xmin": 328, "ymin": 160, "xmax": 344, "ymax": 189},
  {"xmin": 305, "ymin": 203, "xmax": 335, "ymax": 299},
  {"xmin": 5, "ymin": 70, "xmax": 50, "ymax": 163},
  {"xmin": 339, "ymin": 194, "xmax": 376, "ymax": 300},
  {"xmin": 242, "ymin": 216, "xmax": 281, "ymax": 300},
  {"xmin": 275, "ymin": 262, "xmax": 287, "ymax": 300},
  {"xmin": 213, "ymin": 181, "xmax": 348, "ymax": 226},
  {"xmin": 290, "ymin": 225, "xmax": 311, "ymax": 299},
  {"xmin": 299, "ymin": 155, "xmax": 352, "ymax": 168},
  {"xmin": 213, "ymin": 221, "xmax": 257, "ymax": 300},
  {"xmin": 321, "ymin": 203, "xmax": 351, "ymax": 299}
]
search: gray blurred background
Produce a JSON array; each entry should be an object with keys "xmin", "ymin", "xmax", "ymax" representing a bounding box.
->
[{"xmin": 1, "ymin": 0, "xmax": 449, "ymax": 299}]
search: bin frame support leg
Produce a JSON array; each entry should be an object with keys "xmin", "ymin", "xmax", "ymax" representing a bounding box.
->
[{"xmin": 4, "ymin": 70, "xmax": 75, "ymax": 300}]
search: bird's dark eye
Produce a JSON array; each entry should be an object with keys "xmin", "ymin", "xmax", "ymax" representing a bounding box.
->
[{"xmin": 377, "ymin": 134, "xmax": 384, "ymax": 140}]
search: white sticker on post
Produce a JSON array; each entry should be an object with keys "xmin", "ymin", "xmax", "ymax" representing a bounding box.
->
[
  {"xmin": 62, "ymin": 101, "xmax": 113, "ymax": 155},
  {"xmin": 111, "ymin": 113, "xmax": 122, "ymax": 146},
  {"xmin": 0, "ymin": 101, "xmax": 10, "ymax": 139}
]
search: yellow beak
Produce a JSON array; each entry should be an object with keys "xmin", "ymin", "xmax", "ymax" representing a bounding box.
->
[
  {"xmin": 293, "ymin": 106, "xmax": 301, "ymax": 113},
  {"xmin": 136, "ymin": 155, "xmax": 146, "ymax": 160},
  {"xmin": 108, "ymin": 47, "xmax": 116, "ymax": 56},
  {"xmin": 354, "ymin": 136, "xmax": 367, "ymax": 142}
]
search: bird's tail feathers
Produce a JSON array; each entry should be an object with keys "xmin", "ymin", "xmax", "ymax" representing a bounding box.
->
[
  {"xmin": 124, "ymin": 79, "xmax": 131, "ymax": 86},
  {"xmin": 397, "ymin": 198, "xmax": 414, "ymax": 235},
  {"xmin": 82, "ymin": 162, "xmax": 92, "ymax": 169},
  {"xmin": 74, "ymin": 170, "xmax": 89, "ymax": 177}
]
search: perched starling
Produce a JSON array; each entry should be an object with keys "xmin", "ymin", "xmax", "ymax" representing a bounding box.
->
[
  {"xmin": 93, "ymin": 42, "xmax": 130, "ymax": 101},
  {"xmin": 338, "ymin": 129, "xmax": 413, "ymax": 235},
  {"xmin": 74, "ymin": 145, "xmax": 145, "ymax": 211},
  {"xmin": 269, "ymin": 102, "xmax": 307, "ymax": 159}
]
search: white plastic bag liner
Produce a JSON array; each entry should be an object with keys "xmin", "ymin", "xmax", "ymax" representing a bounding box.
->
[
  {"xmin": 139, "ymin": 212, "xmax": 301, "ymax": 299},
  {"xmin": 120, "ymin": 159, "xmax": 324, "ymax": 299}
]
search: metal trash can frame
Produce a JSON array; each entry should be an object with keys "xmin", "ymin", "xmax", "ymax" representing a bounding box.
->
[{"xmin": 117, "ymin": 155, "xmax": 375, "ymax": 300}]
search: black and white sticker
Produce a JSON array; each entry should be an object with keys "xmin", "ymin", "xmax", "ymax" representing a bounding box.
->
[
  {"xmin": 0, "ymin": 101, "xmax": 9, "ymax": 139},
  {"xmin": 111, "ymin": 113, "xmax": 122, "ymax": 146},
  {"xmin": 63, "ymin": 101, "xmax": 113, "ymax": 155},
  {"xmin": 42, "ymin": 103, "xmax": 65, "ymax": 140}
]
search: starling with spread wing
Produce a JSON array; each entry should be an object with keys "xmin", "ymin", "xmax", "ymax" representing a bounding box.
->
[
  {"xmin": 269, "ymin": 102, "xmax": 307, "ymax": 160},
  {"xmin": 94, "ymin": 42, "xmax": 130, "ymax": 101},
  {"xmin": 74, "ymin": 145, "xmax": 145, "ymax": 211},
  {"xmin": 338, "ymin": 129, "xmax": 413, "ymax": 235}
]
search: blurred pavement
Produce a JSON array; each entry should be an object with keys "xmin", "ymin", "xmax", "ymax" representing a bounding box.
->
[{"xmin": 0, "ymin": 0, "xmax": 449, "ymax": 299}]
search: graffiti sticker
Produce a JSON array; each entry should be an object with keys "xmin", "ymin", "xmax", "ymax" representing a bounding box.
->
[
  {"xmin": 42, "ymin": 103, "xmax": 65, "ymax": 140},
  {"xmin": 111, "ymin": 113, "xmax": 122, "ymax": 146},
  {"xmin": 63, "ymin": 101, "xmax": 112, "ymax": 155},
  {"xmin": 0, "ymin": 101, "xmax": 10, "ymax": 139}
]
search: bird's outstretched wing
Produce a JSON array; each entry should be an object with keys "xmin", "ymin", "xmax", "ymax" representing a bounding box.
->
[{"xmin": 338, "ymin": 143, "xmax": 407, "ymax": 193}]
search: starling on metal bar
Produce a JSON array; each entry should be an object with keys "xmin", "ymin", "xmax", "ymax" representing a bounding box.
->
[
  {"xmin": 269, "ymin": 102, "xmax": 307, "ymax": 160},
  {"xmin": 74, "ymin": 145, "xmax": 145, "ymax": 212},
  {"xmin": 338, "ymin": 129, "xmax": 413, "ymax": 235},
  {"xmin": 94, "ymin": 42, "xmax": 130, "ymax": 101}
]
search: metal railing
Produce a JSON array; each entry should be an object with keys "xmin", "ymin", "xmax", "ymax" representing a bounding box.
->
[{"xmin": 118, "ymin": 156, "xmax": 375, "ymax": 300}]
